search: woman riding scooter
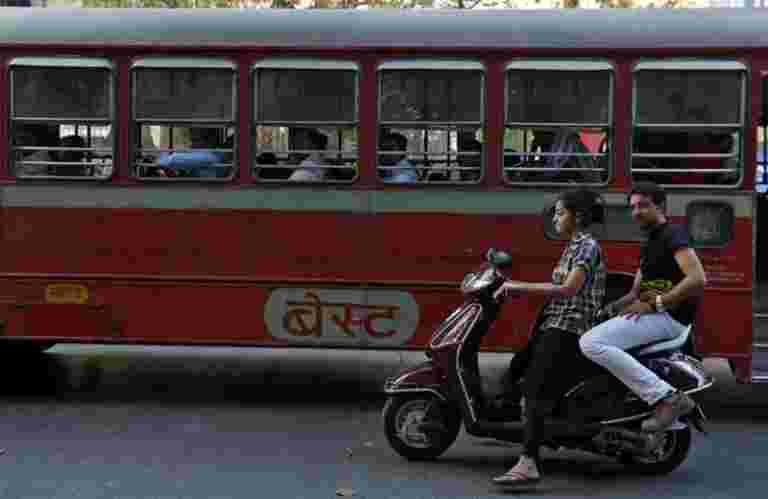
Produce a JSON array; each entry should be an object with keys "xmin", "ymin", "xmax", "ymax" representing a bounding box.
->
[{"xmin": 491, "ymin": 189, "xmax": 606, "ymax": 487}]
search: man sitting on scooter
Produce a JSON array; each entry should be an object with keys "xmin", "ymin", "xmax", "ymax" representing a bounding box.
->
[
  {"xmin": 579, "ymin": 181, "xmax": 706, "ymax": 435},
  {"xmin": 491, "ymin": 189, "xmax": 607, "ymax": 487}
]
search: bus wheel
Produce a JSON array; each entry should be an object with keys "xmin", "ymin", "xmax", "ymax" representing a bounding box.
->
[
  {"xmin": 619, "ymin": 426, "xmax": 692, "ymax": 475},
  {"xmin": 383, "ymin": 394, "xmax": 460, "ymax": 461}
]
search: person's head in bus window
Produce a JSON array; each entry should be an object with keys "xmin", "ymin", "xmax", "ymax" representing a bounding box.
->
[
  {"xmin": 288, "ymin": 128, "xmax": 329, "ymax": 182},
  {"xmin": 290, "ymin": 128, "xmax": 328, "ymax": 163},
  {"xmin": 379, "ymin": 132, "xmax": 408, "ymax": 166},
  {"xmin": 628, "ymin": 181, "xmax": 666, "ymax": 230},
  {"xmin": 379, "ymin": 132, "xmax": 418, "ymax": 183}
]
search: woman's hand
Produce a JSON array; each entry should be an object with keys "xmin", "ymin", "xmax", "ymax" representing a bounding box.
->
[{"xmin": 620, "ymin": 300, "xmax": 654, "ymax": 321}]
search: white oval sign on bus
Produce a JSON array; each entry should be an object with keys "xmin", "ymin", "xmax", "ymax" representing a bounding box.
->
[{"xmin": 265, "ymin": 288, "xmax": 420, "ymax": 347}]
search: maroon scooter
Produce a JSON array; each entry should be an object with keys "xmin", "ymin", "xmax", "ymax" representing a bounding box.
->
[{"xmin": 383, "ymin": 248, "xmax": 712, "ymax": 474}]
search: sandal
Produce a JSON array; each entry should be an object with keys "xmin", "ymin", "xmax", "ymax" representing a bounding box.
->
[{"xmin": 492, "ymin": 470, "xmax": 542, "ymax": 486}]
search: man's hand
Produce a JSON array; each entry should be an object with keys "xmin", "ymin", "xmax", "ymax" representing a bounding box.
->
[
  {"xmin": 620, "ymin": 300, "xmax": 654, "ymax": 321},
  {"xmin": 638, "ymin": 289, "xmax": 662, "ymax": 304}
]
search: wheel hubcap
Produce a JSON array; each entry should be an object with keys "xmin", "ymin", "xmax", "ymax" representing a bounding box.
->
[
  {"xmin": 394, "ymin": 399, "xmax": 433, "ymax": 449},
  {"xmin": 635, "ymin": 430, "xmax": 677, "ymax": 464}
]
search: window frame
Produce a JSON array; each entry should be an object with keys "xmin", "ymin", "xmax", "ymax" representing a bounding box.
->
[
  {"xmin": 252, "ymin": 58, "xmax": 360, "ymax": 184},
  {"xmin": 9, "ymin": 56, "xmax": 116, "ymax": 181},
  {"xmin": 130, "ymin": 57, "xmax": 239, "ymax": 183},
  {"xmin": 630, "ymin": 59, "xmax": 747, "ymax": 189},
  {"xmin": 376, "ymin": 59, "xmax": 486, "ymax": 185},
  {"xmin": 503, "ymin": 59, "xmax": 614, "ymax": 187}
]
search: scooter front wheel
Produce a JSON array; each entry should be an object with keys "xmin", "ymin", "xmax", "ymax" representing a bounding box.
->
[{"xmin": 383, "ymin": 394, "xmax": 461, "ymax": 461}]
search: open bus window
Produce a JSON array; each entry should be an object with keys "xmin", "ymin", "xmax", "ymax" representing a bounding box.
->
[
  {"xmin": 378, "ymin": 64, "xmax": 484, "ymax": 184},
  {"xmin": 504, "ymin": 63, "xmax": 612, "ymax": 185},
  {"xmin": 132, "ymin": 60, "xmax": 236, "ymax": 181},
  {"xmin": 253, "ymin": 63, "xmax": 358, "ymax": 183},
  {"xmin": 631, "ymin": 63, "xmax": 744, "ymax": 187},
  {"xmin": 9, "ymin": 59, "xmax": 115, "ymax": 179}
]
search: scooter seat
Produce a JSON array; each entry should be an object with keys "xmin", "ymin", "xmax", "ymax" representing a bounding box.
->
[{"xmin": 631, "ymin": 325, "xmax": 692, "ymax": 357}]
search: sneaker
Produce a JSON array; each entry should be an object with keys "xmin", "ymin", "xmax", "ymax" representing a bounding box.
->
[{"xmin": 641, "ymin": 391, "xmax": 695, "ymax": 433}]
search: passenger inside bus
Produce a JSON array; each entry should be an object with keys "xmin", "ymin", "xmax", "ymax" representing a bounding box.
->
[
  {"xmin": 527, "ymin": 128, "xmax": 596, "ymax": 182},
  {"xmin": 157, "ymin": 128, "xmax": 230, "ymax": 178},
  {"xmin": 288, "ymin": 127, "xmax": 329, "ymax": 182},
  {"xmin": 378, "ymin": 132, "xmax": 418, "ymax": 183}
]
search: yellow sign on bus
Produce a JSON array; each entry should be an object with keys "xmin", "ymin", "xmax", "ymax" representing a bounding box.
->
[{"xmin": 45, "ymin": 284, "xmax": 89, "ymax": 305}]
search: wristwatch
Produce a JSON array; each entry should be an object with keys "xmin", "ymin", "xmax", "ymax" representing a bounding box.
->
[{"xmin": 655, "ymin": 294, "xmax": 666, "ymax": 313}]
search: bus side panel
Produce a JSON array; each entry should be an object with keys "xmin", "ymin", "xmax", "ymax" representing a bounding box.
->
[
  {"xmin": 0, "ymin": 205, "xmax": 749, "ymax": 358},
  {"xmin": 0, "ymin": 280, "xmax": 539, "ymax": 351},
  {"xmin": 0, "ymin": 206, "xmax": 553, "ymax": 351}
]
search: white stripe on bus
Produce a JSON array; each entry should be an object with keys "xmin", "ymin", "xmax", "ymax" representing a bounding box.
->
[{"xmin": 0, "ymin": 185, "xmax": 754, "ymax": 218}]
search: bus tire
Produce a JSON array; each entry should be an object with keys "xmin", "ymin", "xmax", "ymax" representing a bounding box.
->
[
  {"xmin": 383, "ymin": 394, "xmax": 460, "ymax": 461},
  {"xmin": 619, "ymin": 426, "xmax": 692, "ymax": 475}
]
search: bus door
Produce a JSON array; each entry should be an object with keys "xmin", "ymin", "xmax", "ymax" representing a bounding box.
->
[{"xmin": 754, "ymin": 101, "xmax": 768, "ymax": 381}]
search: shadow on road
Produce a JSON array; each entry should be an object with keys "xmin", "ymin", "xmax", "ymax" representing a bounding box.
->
[
  {"xmin": 0, "ymin": 347, "xmax": 392, "ymax": 408},
  {"xmin": 3, "ymin": 346, "xmax": 768, "ymax": 421}
]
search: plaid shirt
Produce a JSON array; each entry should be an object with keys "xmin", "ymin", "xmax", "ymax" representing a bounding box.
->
[{"xmin": 541, "ymin": 232, "xmax": 606, "ymax": 336}]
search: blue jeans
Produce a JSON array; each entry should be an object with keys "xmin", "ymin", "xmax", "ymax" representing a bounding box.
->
[{"xmin": 579, "ymin": 313, "xmax": 687, "ymax": 405}]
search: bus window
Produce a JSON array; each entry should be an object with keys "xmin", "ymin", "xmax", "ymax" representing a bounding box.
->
[
  {"xmin": 378, "ymin": 61, "xmax": 484, "ymax": 184},
  {"xmin": 10, "ymin": 58, "xmax": 114, "ymax": 179},
  {"xmin": 253, "ymin": 61, "xmax": 358, "ymax": 183},
  {"xmin": 632, "ymin": 61, "xmax": 745, "ymax": 187},
  {"xmin": 132, "ymin": 59, "xmax": 236, "ymax": 181},
  {"xmin": 504, "ymin": 61, "xmax": 612, "ymax": 185}
]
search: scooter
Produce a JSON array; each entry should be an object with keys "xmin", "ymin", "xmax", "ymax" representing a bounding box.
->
[{"xmin": 383, "ymin": 248, "xmax": 713, "ymax": 475}]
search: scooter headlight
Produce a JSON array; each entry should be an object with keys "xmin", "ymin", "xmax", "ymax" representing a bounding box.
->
[{"xmin": 461, "ymin": 267, "xmax": 497, "ymax": 294}]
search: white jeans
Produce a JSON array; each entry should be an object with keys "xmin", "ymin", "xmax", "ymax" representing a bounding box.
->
[{"xmin": 579, "ymin": 313, "xmax": 687, "ymax": 405}]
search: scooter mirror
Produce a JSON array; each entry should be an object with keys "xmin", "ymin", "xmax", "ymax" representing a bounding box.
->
[{"xmin": 485, "ymin": 248, "xmax": 513, "ymax": 269}]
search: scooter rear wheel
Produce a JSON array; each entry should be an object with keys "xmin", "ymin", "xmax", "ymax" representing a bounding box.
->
[
  {"xmin": 383, "ymin": 394, "xmax": 461, "ymax": 461},
  {"xmin": 619, "ymin": 426, "xmax": 692, "ymax": 474}
]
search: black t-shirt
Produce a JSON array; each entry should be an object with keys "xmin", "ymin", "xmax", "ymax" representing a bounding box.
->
[{"xmin": 640, "ymin": 223, "xmax": 698, "ymax": 325}]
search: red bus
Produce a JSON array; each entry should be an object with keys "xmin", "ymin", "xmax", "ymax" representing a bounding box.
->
[{"xmin": 0, "ymin": 7, "xmax": 764, "ymax": 382}]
